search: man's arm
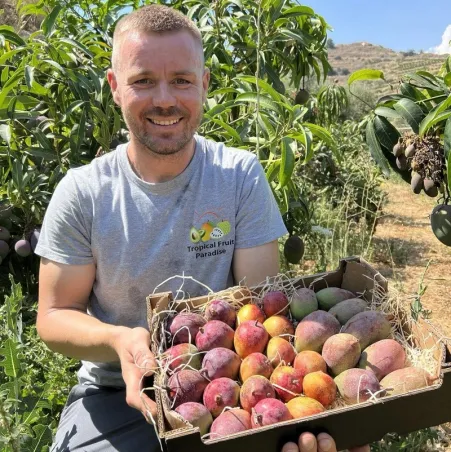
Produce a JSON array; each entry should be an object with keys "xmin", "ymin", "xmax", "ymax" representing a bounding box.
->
[
  {"xmin": 232, "ymin": 240, "xmax": 280, "ymax": 287},
  {"xmin": 36, "ymin": 257, "xmax": 157, "ymax": 418},
  {"xmin": 36, "ymin": 258, "xmax": 128, "ymax": 362}
]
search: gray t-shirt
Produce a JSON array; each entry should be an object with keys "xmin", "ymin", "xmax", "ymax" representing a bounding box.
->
[{"xmin": 35, "ymin": 134, "xmax": 287, "ymax": 387}]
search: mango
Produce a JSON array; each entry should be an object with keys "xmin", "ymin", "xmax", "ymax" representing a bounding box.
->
[
  {"xmin": 174, "ymin": 402, "xmax": 213, "ymax": 435},
  {"xmin": 334, "ymin": 368, "xmax": 381, "ymax": 405},
  {"xmin": 210, "ymin": 409, "xmax": 251, "ymax": 439},
  {"xmin": 266, "ymin": 337, "xmax": 296, "ymax": 368},
  {"xmin": 169, "ymin": 313, "xmax": 206, "ymax": 345},
  {"xmin": 263, "ymin": 315, "xmax": 295, "ymax": 341},
  {"xmin": 328, "ymin": 298, "xmax": 368, "ymax": 325},
  {"xmin": 234, "ymin": 320, "xmax": 269, "ymax": 359},
  {"xmin": 316, "ymin": 287, "xmax": 355, "ymax": 311},
  {"xmin": 237, "ymin": 304, "xmax": 266, "ymax": 325},
  {"xmin": 270, "ymin": 366, "xmax": 303, "ymax": 402},
  {"xmin": 240, "ymin": 375, "xmax": 275, "ymax": 412},
  {"xmin": 203, "ymin": 378, "xmax": 240, "ymax": 418},
  {"xmin": 294, "ymin": 310, "xmax": 341, "ymax": 353},
  {"xmin": 380, "ymin": 367, "xmax": 437, "ymax": 396},
  {"xmin": 262, "ymin": 291, "xmax": 289, "ymax": 317},
  {"xmin": 240, "ymin": 353, "xmax": 273, "ymax": 382},
  {"xmin": 200, "ymin": 348, "xmax": 241, "ymax": 380},
  {"xmin": 164, "ymin": 343, "xmax": 201, "ymax": 372},
  {"xmin": 195, "ymin": 320, "xmax": 234, "ymax": 351},
  {"xmin": 205, "ymin": 299, "xmax": 236, "ymax": 328},
  {"xmin": 342, "ymin": 311, "xmax": 391, "ymax": 350},
  {"xmin": 289, "ymin": 288, "xmax": 318, "ymax": 320},
  {"xmin": 358, "ymin": 339, "xmax": 406, "ymax": 380},
  {"xmin": 251, "ymin": 398, "xmax": 292, "ymax": 427},
  {"xmin": 293, "ymin": 350, "xmax": 327, "ymax": 377},
  {"xmin": 302, "ymin": 370, "xmax": 337, "ymax": 408},
  {"xmin": 322, "ymin": 333, "xmax": 361, "ymax": 377},
  {"xmin": 168, "ymin": 369, "xmax": 208, "ymax": 408},
  {"xmin": 285, "ymin": 396, "xmax": 325, "ymax": 419}
]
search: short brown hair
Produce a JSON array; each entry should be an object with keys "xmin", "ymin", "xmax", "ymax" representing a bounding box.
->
[{"xmin": 112, "ymin": 4, "xmax": 204, "ymax": 70}]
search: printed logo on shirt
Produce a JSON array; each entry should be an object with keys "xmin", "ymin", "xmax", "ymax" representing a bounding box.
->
[{"xmin": 188, "ymin": 211, "xmax": 234, "ymax": 259}]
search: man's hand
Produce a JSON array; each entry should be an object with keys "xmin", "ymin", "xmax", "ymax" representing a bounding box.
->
[
  {"xmin": 113, "ymin": 327, "xmax": 158, "ymax": 422},
  {"xmin": 281, "ymin": 432, "xmax": 370, "ymax": 452}
]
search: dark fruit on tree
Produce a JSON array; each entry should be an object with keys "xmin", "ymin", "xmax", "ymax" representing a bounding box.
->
[
  {"xmin": 15, "ymin": 239, "xmax": 32, "ymax": 257},
  {"xmin": 423, "ymin": 179, "xmax": 438, "ymax": 198},
  {"xmin": 0, "ymin": 227, "xmax": 10, "ymax": 241},
  {"xmin": 430, "ymin": 204, "xmax": 451, "ymax": 246},
  {"xmin": 396, "ymin": 155, "xmax": 408, "ymax": 171},
  {"xmin": 284, "ymin": 235, "xmax": 304, "ymax": 264},
  {"xmin": 410, "ymin": 173, "xmax": 423, "ymax": 194},
  {"xmin": 295, "ymin": 89, "xmax": 309, "ymax": 105}
]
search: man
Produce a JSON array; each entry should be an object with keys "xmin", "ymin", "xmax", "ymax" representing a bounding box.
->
[{"xmin": 35, "ymin": 5, "xmax": 368, "ymax": 452}]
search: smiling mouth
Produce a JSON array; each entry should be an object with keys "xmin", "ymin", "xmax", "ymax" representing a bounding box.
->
[{"xmin": 147, "ymin": 118, "xmax": 183, "ymax": 126}]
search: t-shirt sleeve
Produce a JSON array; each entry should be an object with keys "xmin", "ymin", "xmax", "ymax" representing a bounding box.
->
[
  {"xmin": 234, "ymin": 155, "xmax": 288, "ymax": 248},
  {"xmin": 34, "ymin": 171, "xmax": 94, "ymax": 265}
]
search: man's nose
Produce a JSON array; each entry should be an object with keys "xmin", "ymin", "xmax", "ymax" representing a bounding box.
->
[{"xmin": 152, "ymin": 83, "xmax": 176, "ymax": 109}]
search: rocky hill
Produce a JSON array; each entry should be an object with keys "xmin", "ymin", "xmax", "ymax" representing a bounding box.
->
[{"xmin": 325, "ymin": 42, "xmax": 447, "ymax": 98}]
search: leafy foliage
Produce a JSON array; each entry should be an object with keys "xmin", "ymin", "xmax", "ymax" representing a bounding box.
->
[{"xmin": 0, "ymin": 275, "xmax": 78, "ymax": 451}]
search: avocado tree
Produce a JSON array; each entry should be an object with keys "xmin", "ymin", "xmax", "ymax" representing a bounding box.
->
[{"xmin": 348, "ymin": 56, "xmax": 451, "ymax": 246}]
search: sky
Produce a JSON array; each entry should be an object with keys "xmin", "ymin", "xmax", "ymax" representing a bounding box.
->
[{"xmin": 303, "ymin": 0, "xmax": 451, "ymax": 54}]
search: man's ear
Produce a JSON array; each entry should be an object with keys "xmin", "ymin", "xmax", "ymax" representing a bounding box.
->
[
  {"xmin": 107, "ymin": 69, "xmax": 121, "ymax": 106},
  {"xmin": 202, "ymin": 67, "xmax": 210, "ymax": 104}
]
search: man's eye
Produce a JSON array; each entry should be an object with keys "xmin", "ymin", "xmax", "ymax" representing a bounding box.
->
[
  {"xmin": 135, "ymin": 79, "xmax": 152, "ymax": 85},
  {"xmin": 175, "ymin": 78, "xmax": 189, "ymax": 85}
]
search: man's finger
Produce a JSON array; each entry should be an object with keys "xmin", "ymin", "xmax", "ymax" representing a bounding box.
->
[
  {"xmin": 317, "ymin": 433, "xmax": 337, "ymax": 452},
  {"xmin": 281, "ymin": 441, "xmax": 299, "ymax": 452},
  {"xmin": 133, "ymin": 348, "xmax": 158, "ymax": 376},
  {"xmin": 298, "ymin": 432, "xmax": 317, "ymax": 452}
]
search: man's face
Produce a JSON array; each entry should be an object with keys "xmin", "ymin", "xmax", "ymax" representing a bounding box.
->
[{"xmin": 107, "ymin": 30, "xmax": 209, "ymax": 156}]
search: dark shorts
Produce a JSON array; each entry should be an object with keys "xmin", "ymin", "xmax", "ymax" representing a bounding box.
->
[{"xmin": 51, "ymin": 384, "xmax": 161, "ymax": 452}]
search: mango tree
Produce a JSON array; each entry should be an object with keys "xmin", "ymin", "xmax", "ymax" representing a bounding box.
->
[{"xmin": 348, "ymin": 56, "xmax": 451, "ymax": 247}]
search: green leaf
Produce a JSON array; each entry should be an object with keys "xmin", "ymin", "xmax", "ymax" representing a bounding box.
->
[
  {"xmin": 210, "ymin": 118, "xmax": 242, "ymax": 142},
  {"xmin": 393, "ymin": 98, "xmax": 425, "ymax": 134},
  {"xmin": 374, "ymin": 106, "xmax": 400, "ymax": 120},
  {"xmin": 0, "ymin": 124, "xmax": 11, "ymax": 146},
  {"xmin": 303, "ymin": 123, "xmax": 334, "ymax": 148},
  {"xmin": 366, "ymin": 118, "xmax": 391, "ymax": 177},
  {"xmin": 70, "ymin": 108, "xmax": 86, "ymax": 156},
  {"xmin": 0, "ymin": 26, "xmax": 26, "ymax": 46},
  {"xmin": 279, "ymin": 137, "xmax": 295, "ymax": 188},
  {"xmin": 234, "ymin": 93, "xmax": 281, "ymax": 113},
  {"xmin": 281, "ymin": 5, "xmax": 314, "ymax": 16},
  {"xmin": 265, "ymin": 160, "xmax": 280, "ymax": 183},
  {"xmin": 348, "ymin": 69, "xmax": 385, "ymax": 86},
  {"xmin": 0, "ymin": 338, "xmax": 21, "ymax": 378},
  {"xmin": 25, "ymin": 65, "xmax": 34, "ymax": 90},
  {"xmin": 445, "ymin": 118, "xmax": 451, "ymax": 159},
  {"xmin": 444, "ymin": 72, "xmax": 451, "ymax": 88},
  {"xmin": 419, "ymin": 95, "xmax": 451, "ymax": 136},
  {"xmin": 0, "ymin": 48, "xmax": 26, "ymax": 65},
  {"xmin": 235, "ymin": 75, "xmax": 282, "ymax": 102},
  {"xmin": 23, "ymin": 424, "xmax": 53, "ymax": 452},
  {"xmin": 42, "ymin": 4, "xmax": 63, "ymax": 36},
  {"xmin": 59, "ymin": 37, "xmax": 94, "ymax": 58},
  {"xmin": 374, "ymin": 115, "xmax": 400, "ymax": 150}
]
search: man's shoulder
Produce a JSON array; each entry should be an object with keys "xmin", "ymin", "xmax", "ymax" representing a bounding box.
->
[{"xmin": 67, "ymin": 146, "xmax": 123, "ymax": 184}]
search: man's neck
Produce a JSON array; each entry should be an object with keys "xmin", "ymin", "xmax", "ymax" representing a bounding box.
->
[{"xmin": 126, "ymin": 138, "xmax": 196, "ymax": 183}]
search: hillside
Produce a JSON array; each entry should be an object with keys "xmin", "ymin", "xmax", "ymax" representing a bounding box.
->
[{"xmin": 325, "ymin": 42, "xmax": 447, "ymax": 98}]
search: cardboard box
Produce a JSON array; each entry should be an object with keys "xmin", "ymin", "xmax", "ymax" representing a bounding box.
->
[{"xmin": 146, "ymin": 257, "xmax": 450, "ymax": 452}]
